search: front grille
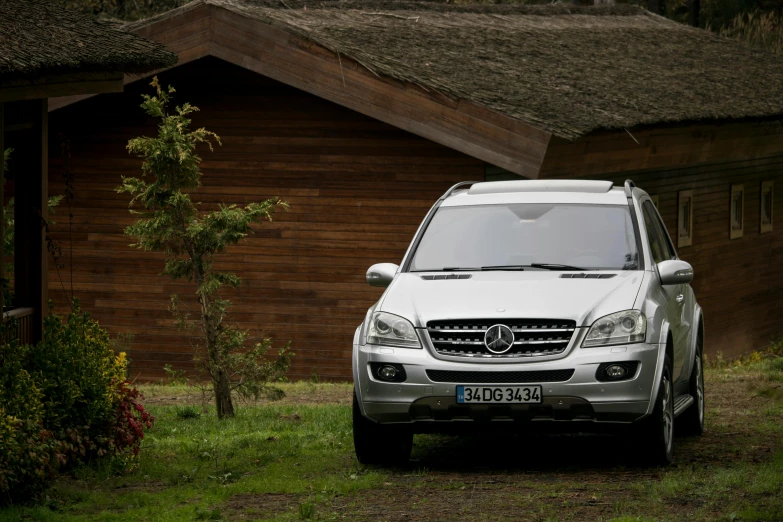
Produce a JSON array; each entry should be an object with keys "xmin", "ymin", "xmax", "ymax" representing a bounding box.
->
[
  {"xmin": 426, "ymin": 369, "xmax": 575, "ymax": 384},
  {"xmin": 426, "ymin": 318, "xmax": 576, "ymax": 358}
]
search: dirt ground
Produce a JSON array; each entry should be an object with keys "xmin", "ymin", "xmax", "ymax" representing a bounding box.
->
[{"xmin": 218, "ymin": 371, "xmax": 783, "ymax": 522}]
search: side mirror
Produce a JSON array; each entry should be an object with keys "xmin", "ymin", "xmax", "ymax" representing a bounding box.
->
[
  {"xmin": 366, "ymin": 263, "xmax": 399, "ymax": 288},
  {"xmin": 658, "ymin": 260, "xmax": 694, "ymax": 285}
]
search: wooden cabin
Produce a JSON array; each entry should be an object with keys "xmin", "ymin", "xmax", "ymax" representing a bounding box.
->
[
  {"xmin": 47, "ymin": 1, "xmax": 783, "ymax": 380},
  {"xmin": 0, "ymin": 0, "xmax": 176, "ymax": 345}
]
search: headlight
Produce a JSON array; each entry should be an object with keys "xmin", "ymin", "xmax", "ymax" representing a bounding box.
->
[
  {"xmin": 583, "ymin": 310, "xmax": 646, "ymax": 348},
  {"xmin": 366, "ymin": 312, "xmax": 421, "ymax": 349}
]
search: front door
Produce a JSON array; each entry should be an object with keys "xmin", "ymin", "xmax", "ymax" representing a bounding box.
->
[{"xmin": 641, "ymin": 200, "xmax": 690, "ymax": 381}]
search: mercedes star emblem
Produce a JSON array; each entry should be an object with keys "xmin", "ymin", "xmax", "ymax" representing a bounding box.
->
[{"xmin": 484, "ymin": 324, "xmax": 515, "ymax": 354}]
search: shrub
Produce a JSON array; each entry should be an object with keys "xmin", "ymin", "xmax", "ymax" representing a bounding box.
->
[
  {"xmin": 0, "ymin": 343, "xmax": 64, "ymax": 502},
  {"xmin": 0, "ymin": 415, "xmax": 62, "ymax": 503},
  {"xmin": 0, "ymin": 302, "xmax": 154, "ymax": 503}
]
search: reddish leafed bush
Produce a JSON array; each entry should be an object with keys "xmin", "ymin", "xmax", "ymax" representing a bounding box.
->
[{"xmin": 0, "ymin": 302, "xmax": 155, "ymax": 504}]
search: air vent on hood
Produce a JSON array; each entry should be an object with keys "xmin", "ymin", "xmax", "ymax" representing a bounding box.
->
[
  {"xmin": 420, "ymin": 274, "xmax": 472, "ymax": 280},
  {"xmin": 559, "ymin": 273, "xmax": 616, "ymax": 279}
]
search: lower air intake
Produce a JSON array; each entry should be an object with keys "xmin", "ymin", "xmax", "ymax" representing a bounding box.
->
[{"xmin": 426, "ymin": 369, "xmax": 575, "ymax": 384}]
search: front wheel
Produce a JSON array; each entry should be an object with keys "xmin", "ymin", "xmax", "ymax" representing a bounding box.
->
[
  {"xmin": 636, "ymin": 357, "xmax": 674, "ymax": 466},
  {"xmin": 352, "ymin": 391, "xmax": 412, "ymax": 466}
]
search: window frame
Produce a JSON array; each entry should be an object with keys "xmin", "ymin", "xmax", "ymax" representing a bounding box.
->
[
  {"xmin": 677, "ymin": 190, "xmax": 693, "ymax": 248},
  {"xmin": 729, "ymin": 184, "xmax": 744, "ymax": 240},
  {"xmin": 761, "ymin": 180, "xmax": 774, "ymax": 234}
]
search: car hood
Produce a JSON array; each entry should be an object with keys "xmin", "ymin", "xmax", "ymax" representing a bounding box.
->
[{"xmin": 379, "ymin": 271, "xmax": 646, "ymax": 327}]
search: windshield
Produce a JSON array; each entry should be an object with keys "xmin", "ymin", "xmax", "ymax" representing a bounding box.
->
[{"xmin": 409, "ymin": 203, "xmax": 639, "ymax": 271}]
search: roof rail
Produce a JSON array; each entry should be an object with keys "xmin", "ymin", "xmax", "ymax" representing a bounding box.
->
[
  {"xmin": 440, "ymin": 181, "xmax": 481, "ymax": 200},
  {"xmin": 624, "ymin": 179, "xmax": 636, "ymax": 198}
]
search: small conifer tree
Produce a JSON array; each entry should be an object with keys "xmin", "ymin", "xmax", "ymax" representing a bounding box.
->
[{"xmin": 118, "ymin": 78, "xmax": 291, "ymax": 418}]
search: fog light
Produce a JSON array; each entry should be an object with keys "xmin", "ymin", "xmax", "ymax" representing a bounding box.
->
[
  {"xmin": 369, "ymin": 362, "xmax": 407, "ymax": 382},
  {"xmin": 378, "ymin": 365, "xmax": 398, "ymax": 381},
  {"xmin": 605, "ymin": 364, "xmax": 627, "ymax": 379}
]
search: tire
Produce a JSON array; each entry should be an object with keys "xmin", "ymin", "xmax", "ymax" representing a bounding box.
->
[
  {"xmin": 352, "ymin": 391, "xmax": 412, "ymax": 466},
  {"xmin": 678, "ymin": 329, "xmax": 705, "ymax": 436},
  {"xmin": 636, "ymin": 357, "xmax": 674, "ymax": 466}
]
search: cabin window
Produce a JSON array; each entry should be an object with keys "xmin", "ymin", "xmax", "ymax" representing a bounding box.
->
[
  {"xmin": 730, "ymin": 184, "xmax": 744, "ymax": 239},
  {"xmin": 761, "ymin": 181, "xmax": 773, "ymax": 234},
  {"xmin": 677, "ymin": 190, "xmax": 693, "ymax": 248},
  {"xmin": 651, "ymin": 195, "xmax": 659, "ymax": 208}
]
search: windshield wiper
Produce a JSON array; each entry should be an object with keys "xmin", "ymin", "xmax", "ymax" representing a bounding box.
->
[
  {"xmin": 480, "ymin": 265, "xmax": 528, "ymax": 271},
  {"xmin": 414, "ymin": 263, "xmax": 589, "ymax": 272},
  {"xmin": 528, "ymin": 263, "xmax": 588, "ymax": 271},
  {"xmin": 410, "ymin": 267, "xmax": 481, "ymax": 272},
  {"xmin": 480, "ymin": 263, "xmax": 588, "ymax": 271}
]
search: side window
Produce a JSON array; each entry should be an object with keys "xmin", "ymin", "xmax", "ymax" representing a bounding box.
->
[
  {"xmin": 642, "ymin": 201, "xmax": 670, "ymax": 264},
  {"xmin": 652, "ymin": 206, "xmax": 677, "ymax": 260}
]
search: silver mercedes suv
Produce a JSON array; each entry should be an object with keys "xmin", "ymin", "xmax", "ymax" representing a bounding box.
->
[{"xmin": 352, "ymin": 180, "xmax": 705, "ymax": 466}]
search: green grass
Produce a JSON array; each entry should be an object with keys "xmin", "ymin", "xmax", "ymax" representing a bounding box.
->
[
  {"xmin": 0, "ymin": 384, "xmax": 378, "ymax": 521},
  {"xmin": 1, "ymin": 360, "xmax": 782, "ymax": 521}
]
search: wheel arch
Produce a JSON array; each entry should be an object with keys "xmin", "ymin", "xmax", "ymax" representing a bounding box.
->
[{"xmin": 646, "ymin": 324, "xmax": 674, "ymax": 416}]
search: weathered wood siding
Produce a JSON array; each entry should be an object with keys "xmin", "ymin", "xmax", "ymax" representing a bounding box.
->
[
  {"xmin": 48, "ymin": 56, "xmax": 783, "ymax": 380},
  {"xmin": 542, "ymin": 134, "xmax": 783, "ymax": 360},
  {"xmin": 47, "ymin": 57, "xmax": 483, "ymax": 380}
]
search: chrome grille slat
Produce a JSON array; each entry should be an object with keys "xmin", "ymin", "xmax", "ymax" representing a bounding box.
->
[
  {"xmin": 514, "ymin": 339, "xmax": 569, "ymax": 345},
  {"xmin": 430, "ymin": 340, "xmax": 485, "ymax": 346},
  {"xmin": 427, "ymin": 318, "xmax": 576, "ymax": 358},
  {"xmin": 430, "ymin": 327, "xmax": 575, "ymax": 333}
]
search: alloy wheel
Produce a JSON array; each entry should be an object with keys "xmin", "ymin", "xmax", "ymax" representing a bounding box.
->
[
  {"xmin": 662, "ymin": 375, "xmax": 673, "ymax": 455},
  {"xmin": 696, "ymin": 357, "xmax": 704, "ymax": 425}
]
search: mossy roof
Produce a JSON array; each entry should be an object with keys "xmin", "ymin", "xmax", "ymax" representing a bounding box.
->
[
  {"xmin": 0, "ymin": 0, "xmax": 177, "ymax": 84},
  {"xmin": 136, "ymin": 0, "xmax": 783, "ymax": 139}
]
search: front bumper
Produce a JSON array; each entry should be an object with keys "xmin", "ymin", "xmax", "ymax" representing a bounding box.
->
[{"xmin": 354, "ymin": 328, "xmax": 661, "ymax": 426}]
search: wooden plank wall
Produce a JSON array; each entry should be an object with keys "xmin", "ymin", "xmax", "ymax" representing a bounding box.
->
[
  {"xmin": 544, "ymin": 145, "xmax": 783, "ymax": 360},
  {"xmin": 47, "ymin": 57, "xmax": 483, "ymax": 380}
]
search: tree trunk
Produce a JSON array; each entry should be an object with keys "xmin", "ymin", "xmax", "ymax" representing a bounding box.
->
[
  {"xmin": 214, "ymin": 367, "xmax": 235, "ymax": 418},
  {"xmin": 200, "ymin": 291, "xmax": 235, "ymax": 419}
]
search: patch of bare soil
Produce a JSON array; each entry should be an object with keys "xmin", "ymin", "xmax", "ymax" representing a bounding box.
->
[
  {"xmin": 142, "ymin": 384, "xmax": 352, "ymax": 407},
  {"xmin": 112, "ymin": 480, "xmax": 169, "ymax": 493},
  {"xmin": 222, "ymin": 493, "xmax": 300, "ymax": 521},
  {"xmin": 328, "ymin": 483, "xmax": 629, "ymax": 522}
]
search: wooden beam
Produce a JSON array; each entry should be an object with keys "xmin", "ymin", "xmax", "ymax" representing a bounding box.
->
[
  {"xmin": 0, "ymin": 72, "xmax": 124, "ymax": 103},
  {"xmin": 539, "ymin": 121, "xmax": 783, "ymax": 179},
  {"xmin": 0, "ymin": 102, "xmax": 4, "ymax": 315},
  {"xmin": 13, "ymin": 99, "xmax": 47, "ymax": 343}
]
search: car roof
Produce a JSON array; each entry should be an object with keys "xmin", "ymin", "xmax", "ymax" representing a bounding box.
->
[{"xmin": 441, "ymin": 180, "xmax": 634, "ymax": 207}]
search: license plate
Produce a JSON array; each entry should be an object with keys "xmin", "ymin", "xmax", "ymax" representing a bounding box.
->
[{"xmin": 457, "ymin": 385, "xmax": 542, "ymax": 404}]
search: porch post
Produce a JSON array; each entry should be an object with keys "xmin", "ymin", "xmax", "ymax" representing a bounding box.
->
[
  {"xmin": 0, "ymin": 102, "xmax": 4, "ymax": 315},
  {"xmin": 13, "ymin": 99, "xmax": 47, "ymax": 343}
]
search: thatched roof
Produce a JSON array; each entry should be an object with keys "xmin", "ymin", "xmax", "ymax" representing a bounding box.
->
[
  {"xmin": 139, "ymin": 0, "xmax": 783, "ymax": 140},
  {"xmin": 0, "ymin": 0, "xmax": 177, "ymax": 83}
]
